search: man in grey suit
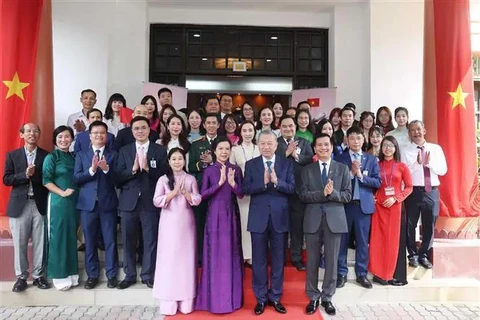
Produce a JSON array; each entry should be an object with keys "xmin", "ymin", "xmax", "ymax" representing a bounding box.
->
[
  {"xmin": 3, "ymin": 123, "xmax": 50, "ymax": 292},
  {"xmin": 275, "ymin": 115, "xmax": 313, "ymax": 271},
  {"xmin": 298, "ymin": 133, "xmax": 351, "ymax": 316}
]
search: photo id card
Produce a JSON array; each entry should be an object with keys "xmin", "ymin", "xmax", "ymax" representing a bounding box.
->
[
  {"xmin": 384, "ymin": 186, "xmax": 395, "ymax": 196},
  {"xmin": 150, "ymin": 160, "xmax": 157, "ymax": 168}
]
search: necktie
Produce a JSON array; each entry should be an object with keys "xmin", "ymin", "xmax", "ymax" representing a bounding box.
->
[
  {"xmin": 353, "ymin": 153, "xmax": 360, "ymax": 200},
  {"xmin": 286, "ymin": 138, "xmax": 292, "ymax": 144},
  {"xmin": 418, "ymin": 146, "xmax": 432, "ymax": 192},
  {"xmin": 321, "ymin": 162, "xmax": 328, "ymax": 185},
  {"xmin": 95, "ymin": 149, "xmax": 101, "ymax": 160},
  {"xmin": 137, "ymin": 146, "xmax": 145, "ymax": 171},
  {"xmin": 266, "ymin": 161, "xmax": 272, "ymax": 174}
]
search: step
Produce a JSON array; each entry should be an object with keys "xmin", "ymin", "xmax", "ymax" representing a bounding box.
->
[{"xmin": 2, "ymin": 277, "xmax": 479, "ymax": 307}]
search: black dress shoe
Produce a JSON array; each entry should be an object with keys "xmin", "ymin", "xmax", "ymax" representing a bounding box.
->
[
  {"xmin": 267, "ymin": 300, "xmax": 287, "ymax": 314},
  {"xmin": 356, "ymin": 276, "xmax": 373, "ymax": 289},
  {"xmin": 254, "ymin": 302, "xmax": 266, "ymax": 315},
  {"xmin": 107, "ymin": 278, "xmax": 118, "ymax": 288},
  {"xmin": 141, "ymin": 279, "xmax": 154, "ymax": 288},
  {"xmin": 408, "ymin": 256, "xmax": 419, "ymax": 267},
  {"xmin": 336, "ymin": 275, "xmax": 347, "ymax": 288},
  {"xmin": 12, "ymin": 278, "xmax": 27, "ymax": 292},
  {"xmin": 306, "ymin": 300, "xmax": 319, "ymax": 315},
  {"xmin": 419, "ymin": 257, "xmax": 433, "ymax": 269},
  {"xmin": 77, "ymin": 243, "xmax": 86, "ymax": 251},
  {"xmin": 33, "ymin": 277, "xmax": 50, "ymax": 289},
  {"xmin": 388, "ymin": 279, "xmax": 408, "ymax": 286},
  {"xmin": 117, "ymin": 279, "xmax": 136, "ymax": 290},
  {"xmin": 321, "ymin": 301, "xmax": 336, "ymax": 315},
  {"xmin": 372, "ymin": 275, "xmax": 388, "ymax": 286},
  {"xmin": 84, "ymin": 277, "xmax": 99, "ymax": 289},
  {"xmin": 292, "ymin": 260, "xmax": 306, "ymax": 271}
]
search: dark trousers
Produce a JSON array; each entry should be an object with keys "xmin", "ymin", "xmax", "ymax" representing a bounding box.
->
[
  {"xmin": 251, "ymin": 216, "xmax": 287, "ymax": 303},
  {"xmin": 306, "ymin": 214, "xmax": 342, "ymax": 302},
  {"xmin": 393, "ymin": 204, "xmax": 407, "ymax": 282},
  {"xmin": 81, "ymin": 204, "xmax": 118, "ymax": 279},
  {"xmin": 120, "ymin": 202, "xmax": 159, "ymax": 282},
  {"xmin": 404, "ymin": 187, "xmax": 439, "ymax": 258},
  {"xmin": 338, "ymin": 201, "xmax": 371, "ymax": 277},
  {"xmin": 289, "ymin": 194, "xmax": 305, "ymax": 262},
  {"xmin": 194, "ymin": 201, "xmax": 208, "ymax": 264}
]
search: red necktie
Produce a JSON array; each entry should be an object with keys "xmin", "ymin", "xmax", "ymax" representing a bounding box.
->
[{"xmin": 418, "ymin": 146, "xmax": 432, "ymax": 192}]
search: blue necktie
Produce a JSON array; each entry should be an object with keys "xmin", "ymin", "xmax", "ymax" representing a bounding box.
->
[
  {"xmin": 321, "ymin": 162, "xmax": 328, "ymax": 185},
  {"xmin": 266, "ymin": 161, "xmax": 272, "ymax": 174},
  {"xmin": 353, "ymin": 153, "xmax": 360, "ymax": 200}
]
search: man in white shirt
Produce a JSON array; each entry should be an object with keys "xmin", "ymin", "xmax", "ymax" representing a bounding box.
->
[
  {"xmin": 401, "ymin": 120, "xmax": 447, "ymax": 269},
  {"xmin": 67, "ymin": 89, "xmax": 97, "ymax": 136}
]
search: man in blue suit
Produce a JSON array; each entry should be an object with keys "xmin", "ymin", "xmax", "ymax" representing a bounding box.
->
[
  {"xmin": 115, "ymin": 116, "xmax": 168, "ymax": 289},
  {"xmin": 74, "ymin": 108, "xmax": 115, "ymax": 153},
  {"xmin": 73, "ymin": 121, "xmax": 119, "ymax": 290},
  {"xmin": 334, "ymin": 126, "xmax": 381, "ymax": 289},
  {"xmin": 243, "ymin": 130, "xmax": 295, "ymax": 315}
]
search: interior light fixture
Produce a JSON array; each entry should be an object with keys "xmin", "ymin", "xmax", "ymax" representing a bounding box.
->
[
  {"xmin": 266, "ymin": 59, "xmax": 272, "ymax": 62},
  {"xmin": 202, "ymin": 58, "xmax": 208, "ymax": 61},
  {"xmin": 193, "ymin": 34, "xmax": 201, "ymax": 38},
  {"xmin": 270, "ymin": 36, "xmax": 278, "ymax": 40}
]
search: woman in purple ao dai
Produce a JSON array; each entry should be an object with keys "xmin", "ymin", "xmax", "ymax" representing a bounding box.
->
[{"xmin": 195, "ymin": 136, "xmax": 244, "ymax": 314}]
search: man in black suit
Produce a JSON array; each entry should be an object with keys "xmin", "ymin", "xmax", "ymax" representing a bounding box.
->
[
  {"xmin": 113, "ymin": 105, "xmax": 160, "ymax": 151},
  {"xmin": 2, "ymin": 123, "xmax": 50, "ymax": 292},
  {"xmin": 115, "ymin": 116, "xmax": 168, "ymax": 289},
  {"xmin": 298, "ymin": 134, "xmax": 352, "ymax": 316},
  {"xmin": 275, "ymin": 116, "xmax": 313, "ymax": 271}
]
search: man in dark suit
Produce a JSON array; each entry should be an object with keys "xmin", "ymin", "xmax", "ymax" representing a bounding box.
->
[
  {"xmin": 115, "ymin": 116, "xmax": 168, "ymax": 289},
  {"xmin": 74, "ymin": 108, "xmax": 115, "ymax": 153},
  {"xmin": 113, "ymin": 105, "xmax": 160, "ymax": 151},
  {"xmin": 298, "ymin": 133, "xmax": 351, "ymax": 316},
  {"xmin": 335, "ymin": 126, "xmax": 381, "ymax": 289},
  {"xmin": 73, "ymin": 121, "xmax": 119, "ymax": 290},
  {"xmin": 275, "ymin": 116, "xmax": 313, "ymax": 271},
  {"xmin": 2, "ymin": 123, "xmax": 50, "ymax": 292},
  {"xmin": 243, "ymin": 130, "xmax": 295, "ymax": 315}
]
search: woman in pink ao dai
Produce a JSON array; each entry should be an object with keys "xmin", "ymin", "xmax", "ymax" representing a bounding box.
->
[{"xmin": 153, "ymin": 147, "xmax": 202, "ymax": 315}]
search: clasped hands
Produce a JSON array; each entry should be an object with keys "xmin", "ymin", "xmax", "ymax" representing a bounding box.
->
[
  {"xmin": 91, "ymin": 154, "xmax": 109, "ymax": 173},
  {"xmin": 219, "ymin": 165, "xmax": 236, "ymax": 187},
  {"xmin": 351, "ymin": 159, "xmax": 363, "ymax": 179},
  {"xmin": 285, "ymin": 140, "xmax": 299, "ymax": 160},
  {"xmin": 417, "ymin": 150, "xmax": 430, "ymax": 166},
  {"xmin": 263, "ymin": 166, "xmax": 278, "ymax": 186},
  {"xmin": 131, "ymin": 153, "xmax": 149, "ymax": 172},
  {"xmin": 173, "ymin": 176, "xmax": 189, "ymax": 197}
]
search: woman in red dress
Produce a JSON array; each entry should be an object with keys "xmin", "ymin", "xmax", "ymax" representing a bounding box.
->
[{"xmin": 369, "ymin": 136, "xmax": 412, "ymax": 286}]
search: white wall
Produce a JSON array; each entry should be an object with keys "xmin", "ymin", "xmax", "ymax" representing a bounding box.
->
[{"xmin": 369, "ymin": 1, "xmax": 424, "ymax": 121}]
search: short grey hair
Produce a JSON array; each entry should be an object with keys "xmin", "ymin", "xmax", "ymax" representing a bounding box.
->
[
  {"xmin": 408, "ymin": 120, "xmax": 424, "ymax": 128},
  {"xmin": 257, "ymin": 130, "xmax": 277, "ymax": 141}
]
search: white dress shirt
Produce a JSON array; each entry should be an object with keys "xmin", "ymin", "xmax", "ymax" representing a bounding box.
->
[
  {"xmin": 401, "ymin": 141, "xmax": 447, "ymax": 187},
  {"xmin": 67, "ymin": 110, "xmax": 88, "ymax": 136},
  {"xmin": 317, "ymin": 158, "xmax": 331, "ymax": 177},
  {"xmin": 89, "ymin": 145, "xmax": 109, "ymax": 175},
  {"xmin": 24, "ymin": 147, "xmax": 37, "ymax": 196}
]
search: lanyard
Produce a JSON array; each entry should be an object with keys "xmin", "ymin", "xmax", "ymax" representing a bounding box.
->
[
  {"xmin": 241, "ymin": 144, "xmax": 256, "ymax": 162},
  {"xmin": 381, "ymin": 161, "xmax": 395, "ymax": 187}
]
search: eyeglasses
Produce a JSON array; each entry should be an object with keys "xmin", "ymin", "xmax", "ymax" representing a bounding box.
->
[
  {"xmin": 24, "ymin": 129, "xmax": 40, "ymax": 134},
  {"xmin": 382, "ymin": 143, "xmax": 395, "ymax": 149}
]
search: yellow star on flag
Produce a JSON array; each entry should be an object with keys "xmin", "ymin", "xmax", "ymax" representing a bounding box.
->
[
  {"xmin": 3, "ymin": 72, "xmax": 30, "ymax": 101},
  {"xmin": 448, "ymin": 83, "xmax": 469, "ymax": 110}
]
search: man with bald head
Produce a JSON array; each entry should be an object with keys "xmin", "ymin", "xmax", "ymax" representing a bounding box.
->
[
  {"xmin": 3, "ymin": 123, "xmax": 50, "ymax": 292},
  {"xmin": 113, "ymin": 105, "xmax": 160, "ymax": 151}
]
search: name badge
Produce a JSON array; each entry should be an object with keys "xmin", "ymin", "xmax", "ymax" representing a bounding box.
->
[
  {"xmin": 363, "ymin": 170, "xmax": 368, "ymax": 176},
  {"xmin": 384, "ymin": 186, "xmax": 395, "ymax": 196},
  {"xmin": 150, "ymin": 160, "xmax": 157, "ymax": 168},
  {"xmin": 296, "ymin": 147, "xmax": 301, "ymax": 155}
]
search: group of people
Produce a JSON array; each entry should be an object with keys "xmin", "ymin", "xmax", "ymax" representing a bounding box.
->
[{"xmin": 3, "ymin": 87, "xmax": 448, "ymax": 317}]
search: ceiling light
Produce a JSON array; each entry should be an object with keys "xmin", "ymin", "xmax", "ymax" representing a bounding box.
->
[
  {"xmin": 270, "ymin": 36, "xmax": 278, "ymax": 40},
  {"xmin": 266, "ymin": 59, "xmax": 272, "ymax": 62},
  {"xmin": 193, "ymin": 34, "xmax": 201, "ymax": 38},
  {"xmin": 202, "ymin": 58, "xmax": 208, "ymax": 61}
]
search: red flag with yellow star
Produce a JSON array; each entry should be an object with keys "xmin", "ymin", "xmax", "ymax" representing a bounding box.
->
[
  {"xmin": 423, "ymin": 0, "xmax": 480, "ymax": 218},
  {"xmin": 0, "ymin": 0, "xmax": 44, "ymax": 215}
]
